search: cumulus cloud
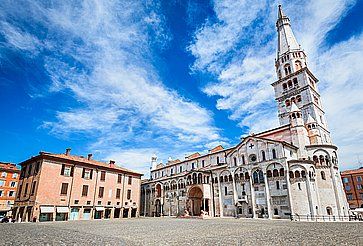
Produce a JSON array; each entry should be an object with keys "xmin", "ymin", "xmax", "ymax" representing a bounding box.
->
[{"xmin": 188, "ymin": 0, "xmax": 363, "ymax": 169}]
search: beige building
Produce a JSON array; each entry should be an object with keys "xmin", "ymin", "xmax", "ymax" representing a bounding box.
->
[
  {"xmin": 141, "ymin": 5, "xmax": 349, "ymax": 220},
  {"xmin": 13, "ymin": 148, "xmax": 142, "ymax": 222}
]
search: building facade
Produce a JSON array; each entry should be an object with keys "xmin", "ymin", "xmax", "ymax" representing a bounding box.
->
[
  {"xmin": 341, "ymin": 168, "xmax": 363, "ymax": 209},
  {"xmin": 140, "ymin": 6, "xmax": 349, "ymax": 220},
  {"xmin": 13, "ymin": 148, "xmax": 142, "ymax": 222},
  {"xmin": 0, "ymin": 162, "xmax": 20, "ymax": 217}
]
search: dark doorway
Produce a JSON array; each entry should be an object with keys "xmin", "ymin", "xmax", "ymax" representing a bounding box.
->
[
  {"xmin": 114, "ymin": 208, "xmax": 121, "ymax": 218},
  {"xmin": 155, "ymin": 199, "xmax": 161, "ymax": 217},
  {"xmin": 123, "ymin": 208, "xmax": 129, "ymax": 218},
  {"xmin": 131, "ymin": 208, "xmax": 137, "ymax": 218},
  {"xmin": 104, "ymin": 209, "xmax": 111, "ymax": 219}
]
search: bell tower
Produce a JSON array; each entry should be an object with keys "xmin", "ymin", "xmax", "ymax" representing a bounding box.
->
[{"xmin": 272, "ymin": 5, "xmax": 332, "ymax": 144}]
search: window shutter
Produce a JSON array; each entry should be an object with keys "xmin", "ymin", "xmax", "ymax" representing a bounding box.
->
[
  {"xmin": 90, "ymin": 169, "xmax": 93, "ymax": 179},
  {"xmin": 61, "ymin": 164, "xmax": 65, "ymax": 175},
  {"xmin": 70, "ymin": 166, "xmax": 74, "ymax": 177},
  {"xmin": 82, "ymin": 168, "xmax": 85, "ymax": 178}
]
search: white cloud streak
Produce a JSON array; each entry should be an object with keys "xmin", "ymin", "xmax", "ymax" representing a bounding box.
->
[{"xmin": 188, "ymin": 0, "xmax": 363, "ymax": 169}]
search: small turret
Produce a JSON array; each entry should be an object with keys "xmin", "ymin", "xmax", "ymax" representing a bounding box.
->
[
  {"xmin": 305, "ymin": 114, "xmax": 321, "ymax": 144},
  {"xmin": 151, "ymin": 154, "xmax": 158, "ymax": 171},
  {"xmin": 289, "ymin": 102, "xmax": 304, "ymax": 127}
]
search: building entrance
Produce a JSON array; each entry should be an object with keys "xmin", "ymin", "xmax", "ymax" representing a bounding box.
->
[
  {"xmin": 155, "ymin": 199, "xmax": 161, "ymax": 217},
  {"xmin": 188, "ymin": 186, "xmax": 203, "ymax": 216}
]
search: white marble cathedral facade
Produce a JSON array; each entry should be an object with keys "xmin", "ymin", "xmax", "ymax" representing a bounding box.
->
[{"xmin": 140, "ymin": 6, "xmax": 349, "ymax": 219}]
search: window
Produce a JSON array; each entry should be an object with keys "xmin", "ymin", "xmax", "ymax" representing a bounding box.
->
[
  {"xmin": 61, "ymin": 164, "xmax": 73, "ymax": 177},
  {"xmin": 23, "ymin": 183, "xmax": 28, "ymax": 197},
  {"xmin": 100, "ymin": 171, "xmax": 106, "ymax": 181},
  {"xmin": 242, "ymin": 155, "xmax": 245, "ymax": 165},
  {"xmin": 1, "ymin": 172, "xmax": 6, "ymax": 178},
  {"xmin": 117, "ymin": 174, "xmax": 122, "ymax": 183},
  {"xmin": 326, "ymin": 207, "xmax": 332, "ymax": 216},
  {"xmin": 60, "ymin": 183, "xmax": 68, "ymax": 195},
  {"xmin": 179, "ymin": 166, "xmax": 183, "ymax": 173},
  {"xmin": 12, "ymin": 173, "xmax": 18, "ymax": 179},
  {"xmin": 10, "ymin": 181, "xmax": 16, "ymax": 187},
  {"xmin": 217, "ymin": 157, "xmax": 220, "ymax": 164},
  {"xmin": 127, "ymin": 189, "xmax": 131, "ymax": 200},
  {"xmin": 0, "ymin": 190, "xmax": 2, "ymax": 197},
  {"xmin": 249, "ymin": 154, "xmax": 257, "ymax": 162},
  {"xmin": 191, "ymin": 163, "xmax": 195, "ymax": 169},
  {"xmin": 34, "ymin": 162, "xmax": 40, "ymax": 174},
  {"xmin": 346, "ymin": 194, "xmax": 353, "ymax": 200},
  {"xmin": 82, "ymin": 168, "xmax": 92, "ymax": 179},
  {"xmin": 272, "ymin": 149, "xmax": 277, "ymax": 159},
  {"xmin": 9, "ymin": 191, "xmax": 15, "ymax": 197},
  {"xmin": 342, "ymin": 177, "xmax": 349, "ymax": 183},
  {"xmin": 82, "ymin": 185, "xmax": 89, "ymax": 197},
  {"xmin": 298, "ymin": 183, "xmax": 301, "ymax": 190},
  {"xmin": 171, "ymin": 168, "xmax": 174, "ymax": 175},
  {"xmin": 321, "ymin": 171, "xmax": 326, "ymax": 180},
  {"xmin": 261, "ymin": 151, "xmax": 266, "ymax": 161},
  {"xmin": 276, "ymin": 181, "xmax": 280, "ymax": 190},
  {"xmin": 98, "ymin": 187, "xmax": 104, "ymax": 198},
  {"xmin": 345, "ymin": 185, "xmax": 351, "ymax": 191},
  {"xmin": 357, "ymin": 176, "xmax": 362, "ymax": 182},
  {"xmin": 116, "ymin": 188, "xmax": 121, "ymax": 199},
  {"xmin": 128, "ymin": 176, "xmax": 132, "ymax": 185},
  {"xmin": 0, "ymin": 180, "xmax": 4, "ymax": 186},
  {"xmin": 31, "ymin": 181, "xmax": 36, "ymax": 195},
  {"xmin": 224, "ymin": 186, "xmax": 228, "ymax": 196},
  {"xmin": 202, "ymin": 160, "xmax": 205, "ymax": 167},
  {"xmin": 357, "ymin": 184, "xmax": 362, "ymax": 190},
  {"xmin": 233, "ymin": 157, "xmax": 237, "ymax": 166}
]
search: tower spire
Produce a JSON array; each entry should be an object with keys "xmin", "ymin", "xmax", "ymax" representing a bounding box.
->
[{"xmin": 276, "ymin": 4, "xmax": 300, "ymax": 57}]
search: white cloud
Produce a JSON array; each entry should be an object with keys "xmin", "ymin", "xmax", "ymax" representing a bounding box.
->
[
  {"xmin": 0, "ymin": 0, "xmax": 221, "ymax": 171},
  {"xmin": 188, "ymin": 0, "xmax": 363, "ymax": 169}
]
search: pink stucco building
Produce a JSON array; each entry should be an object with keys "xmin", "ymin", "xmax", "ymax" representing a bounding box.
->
[{"xmin": 13, "ymin": 148, "xmax": 142, "ymax": 222}]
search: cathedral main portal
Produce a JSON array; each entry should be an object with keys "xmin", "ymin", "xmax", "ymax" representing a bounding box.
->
[{"xmin": 187, "ymin": 186, "xmax": 203, "ymax": 216}]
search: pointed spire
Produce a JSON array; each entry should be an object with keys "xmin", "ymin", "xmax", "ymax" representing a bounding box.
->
[
  {"xmin": 278, "ymin": 4, "xmax": 285, "ymax": 19},
  {"xmin": 276, "ymin": 5, "xmax": 300, "ymax": 56},
  {"xmin": 306, "ymin": 114, "xmax": 316, "ymax": 124},
  {"xmin": 289, "ymin": 102, "xmax": 300, "ymax": 113}
]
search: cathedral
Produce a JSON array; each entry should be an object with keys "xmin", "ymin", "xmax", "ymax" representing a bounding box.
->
[{"xmin": 140, "ymin": 5, "xmax": 349, "ymax": 220}]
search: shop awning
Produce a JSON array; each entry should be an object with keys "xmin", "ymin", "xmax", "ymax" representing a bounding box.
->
[
  {"xmin": 95, "ymin": 206, "xmax": 105, "ymax": 211},
  {"xmin": 56, "ymin": 207, "xmax": 69, "ymax": 213},
  {"xmin": 40, "ymin": 206, "xmax": 55, "ymax": 213}
]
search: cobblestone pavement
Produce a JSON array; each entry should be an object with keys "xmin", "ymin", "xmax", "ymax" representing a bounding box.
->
[{"xmin": 0, "ymin": 217, "xmax": 362, "ymax": 246}]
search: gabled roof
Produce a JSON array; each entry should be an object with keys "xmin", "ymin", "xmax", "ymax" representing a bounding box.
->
[
  {"xmin": 210, "ymin": 145, "xmax": 224, "ymax": 153},
  {"xmin": 185, "ymin": 152, "xmax": 201, "ymax": 160},
  {"xmin": 228, "ymin": 135, "xmax": 298, "ymax": 156}
]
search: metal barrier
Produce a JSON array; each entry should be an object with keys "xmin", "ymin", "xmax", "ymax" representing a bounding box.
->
[{"xmin": 290, "ymin": 214, "xmax": 362, "ymax": 222}]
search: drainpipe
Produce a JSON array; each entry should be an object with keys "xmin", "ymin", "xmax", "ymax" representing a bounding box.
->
[
  {"xmin": 210, "ymin": 170, "xmax": 216, "ymax": 217},
  {"xmin": 67, "ymin": 164, "xmax": 75, "ymax": 220},
  {"xmin": 91, "ymin": 169, "xmax": 99, "ymax": 219}
]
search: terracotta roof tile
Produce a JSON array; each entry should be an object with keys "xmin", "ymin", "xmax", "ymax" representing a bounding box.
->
[{"xmin": 341, "ymin": 168, "xmax": 363, "ymax": 175}]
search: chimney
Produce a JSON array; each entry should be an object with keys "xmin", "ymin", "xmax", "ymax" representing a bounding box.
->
[
  {"xmin": 65, "ymin": 148, "xmax": 71, "ymax": 156},
  {"xmin": 109, "ymin": 160, "xmax": 115, "ymax": 167},
  {"xmin": 87, "ymin": 154, "xmax": 93, "ymax": 160}
]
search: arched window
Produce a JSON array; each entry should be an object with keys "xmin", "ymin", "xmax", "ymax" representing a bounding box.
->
[
  {"xmin": 214, "ymin": 177, "xmax": 218, "ymax": 184},
  {"xmin": 285, "ymin": 99, "xmax": 291, "ymax": 107},
  {"xmin": 298, "ymin": 183, "xmax": 301, "ymax": 190},
  {"xmin": 220, "ymin": 176, "xmax": 223, "ymax": 183},
  {"xmin": 296, "ymin": 95, "xmax": 301, "ymax": 102},
  {"xmin": 289, "ymin": 171, "xmax": 294, "ymax": 178},
  {"xmin": 283, "ymin": 83, "xmax": 287, "ymax": 90},
  {"xmin": 233, "ymin": 157, "xmax": 237, "ymax": 166},
  {"xmin": 321, "ymin": 171, "xmax": 326, "ymax": 180},
  {"xmin": 313, "ymin": 155, "xmax": 319, "ymax": 164},
  {"xmin": 284, "ymin": 64, "xmax": 292, "ymax": 75},
  {"xmin": 301, "ymin": 170, "xmax": 306, "ymax": 178},
  {"xmin": 326, "ymin": 207, "xmax": 332, "ymax": 215},
  {"xmin": 253, "ymin": 171, "xmax": 259, "ymax": 184},
  {"xmin": 216, "ymin": 156, "xmax": 220, "ymax": 164},
  {"xmin": 293, "ymin": 78, "xmax": 298, "ymax": 86},
  {"xmin": 198, "ymin": 173, "xmax": 202, "ymax": 184},
  {"xmin": 279, "ymin": 168, "xmax": 284, "ymax": 176},
  {"xmin": 259, "ymin": 170, "xmax": 264, "ymax": 183},
  {"xmin": 291, "ymin": 97, "xmax": 296, "ymax": 104},
  {"xmin": 295, "ymin": 60, "xmax": 302, "ymax": 71},
  {"xmin": 273, "ymin": 169, "xmax": 279, "ymax": 177},
  {"xmin": 274, "ymin": 208, "xmax": 279, "ymax": 215},
  {"xmin": 239, "ymin": 173, "xmax": 244, "ymax": 179},
  {"xmin": 193, "ymin": 173, "xmax": 197, "ymax": 184},
  {"xmin": 288, "ymin": 80, "xmax": 293, "ymax": 88},
  {"xmin": 267, "ymin": 170, "xmax": 272, "ymax": 178},
  {"xmin": 229, "ymin": 174, "xmax": 233, "ymax": 182},
  {"xmin": 294, "ymin": 170, "xmax": 300, "ymax": 178},
  {"xmin": 319, "ymin": 155, "xmax": 325, "ymax": 165},
  {"xmin": 224, "ymin": 175, "xmax": 228, "ymax": 182},
  {"xmin": 234, "ymin": 174, "xmax": 239, "ymax": 181},
  {"xmin": 242, "ymin": 155, "xmax": 245, "ymax": 165},
  {"xmin": 245, "ymin": 172, "xmax": 250, "ymax": 180},
  {"xmin": 272, "ymin": 149, "xmax": 277, "ymax": 159},
  {"xmin": 278, "ymin": 70, "xmax": 282, "ymax": 79},
  {"xmin": 261, "ymin": 150, "xmax": 266, "ymax": 161}
]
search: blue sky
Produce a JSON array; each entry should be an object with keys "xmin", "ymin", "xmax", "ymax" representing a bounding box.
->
[{"xmin": 0, "ymin": 0, "xmax": 362, "ymax": 175}]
